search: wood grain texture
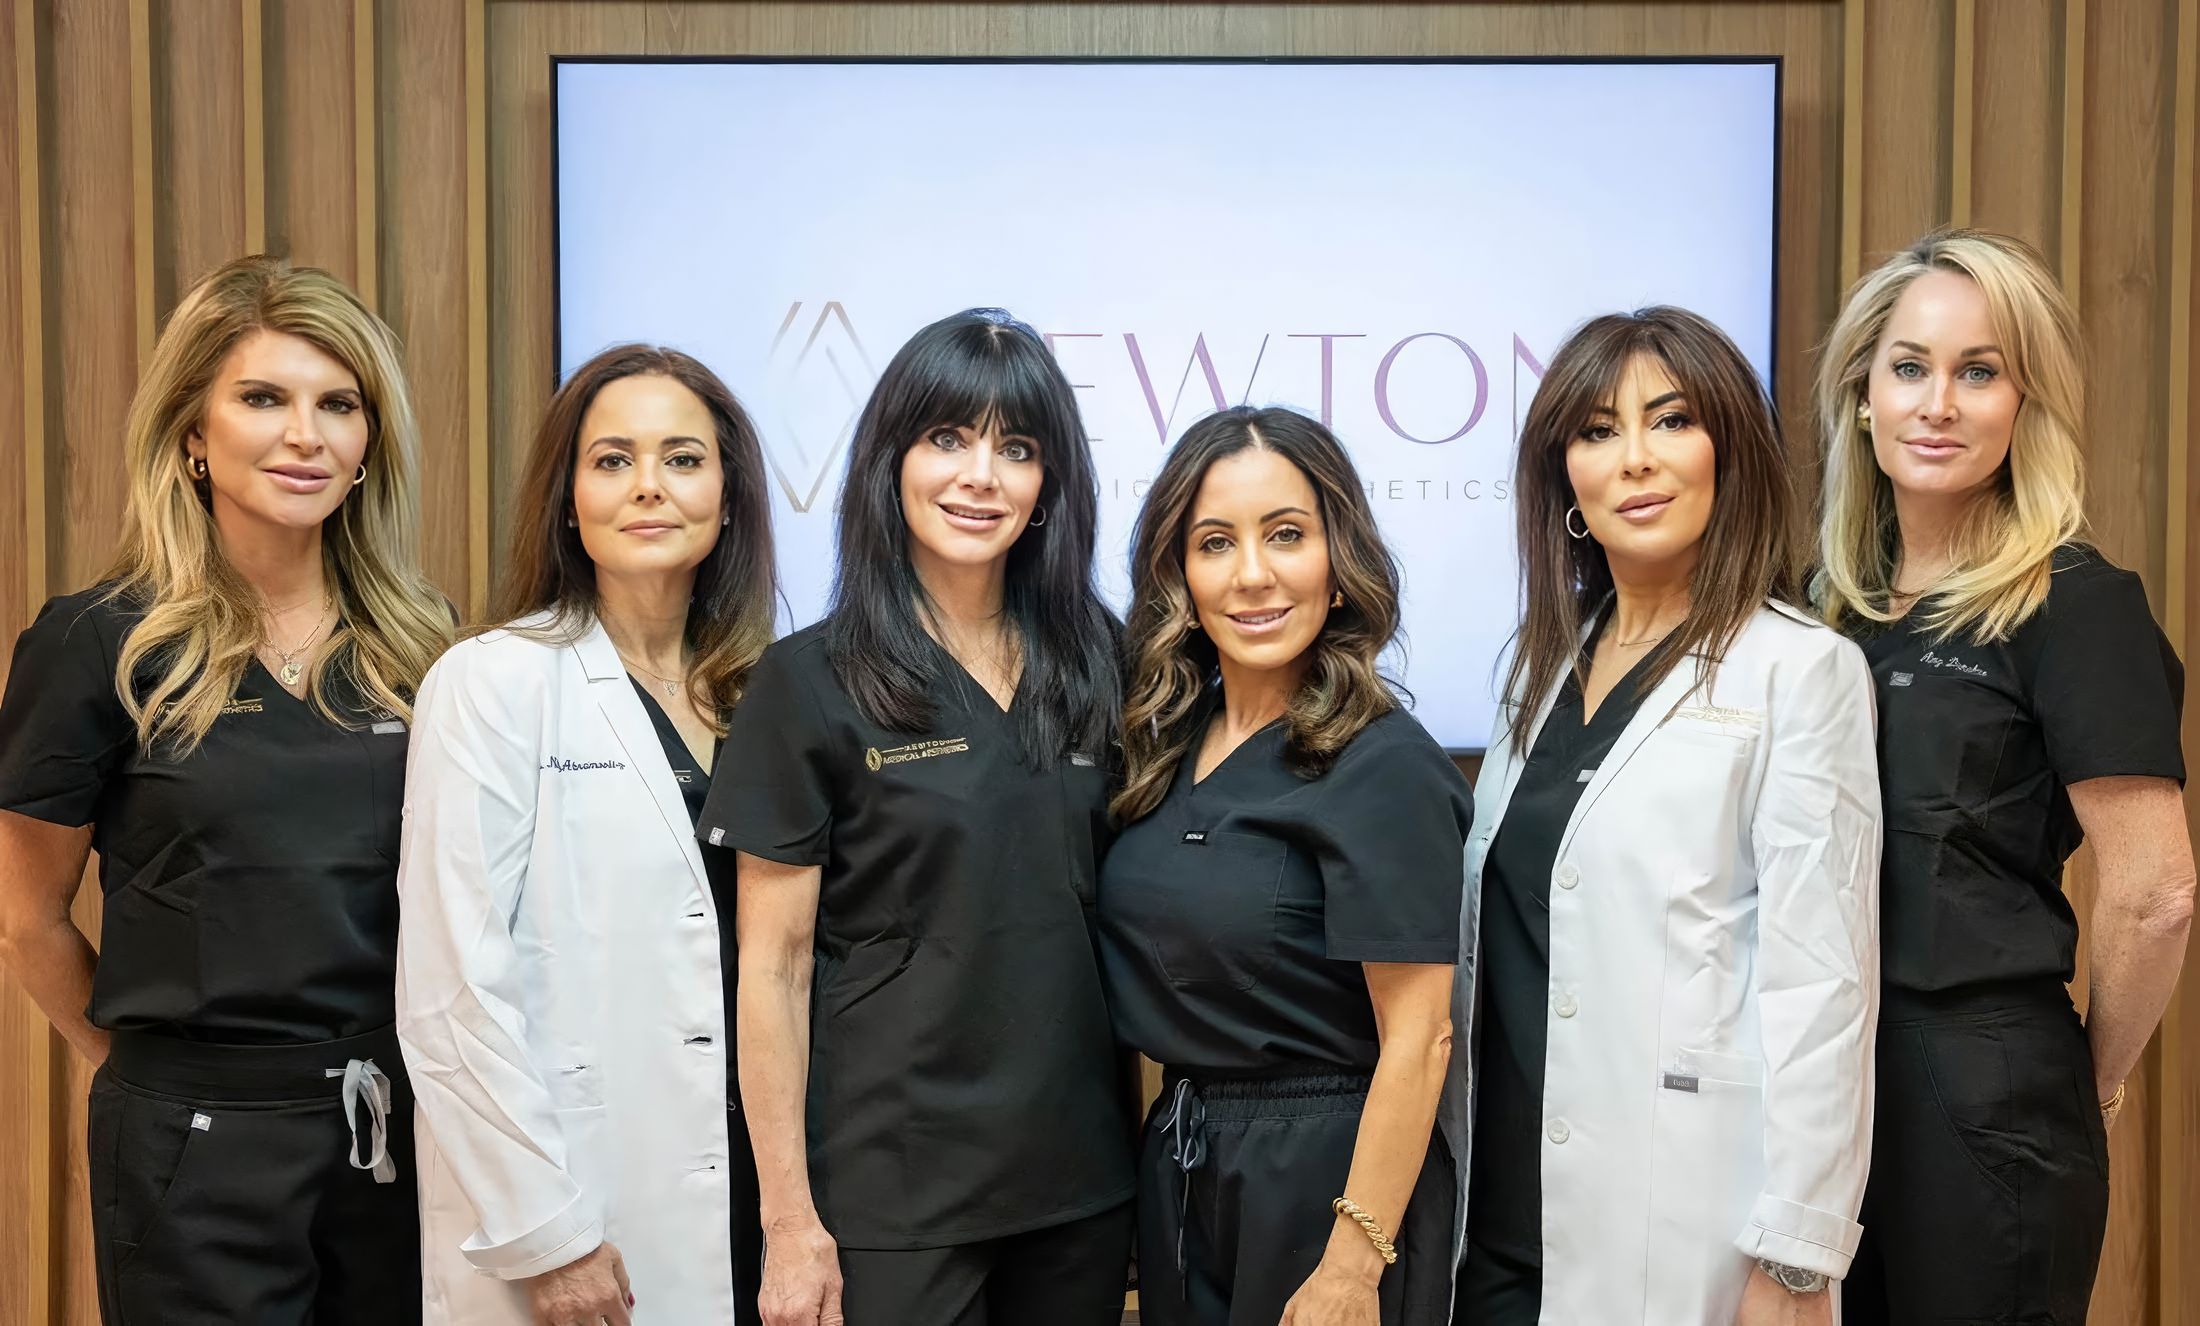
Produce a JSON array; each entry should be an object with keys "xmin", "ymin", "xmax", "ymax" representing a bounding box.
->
[
  {"xmin": 380, "ymin": 0, "xmax": 472, "ymax": 605},
  {"xmin": 1860, "ymin": 0, "xmax": 1953, "ymax": 263},
  {"xmin": 1970, "ymin": 0, "xmax": 2061, "ymax": 251},
  {"xmin": 264, "ymin": 0, "xmax": 357, "ymax": 278},
  {"xmin": 151, "ymin": 0, "xmax": 246, "ymax": 307}
]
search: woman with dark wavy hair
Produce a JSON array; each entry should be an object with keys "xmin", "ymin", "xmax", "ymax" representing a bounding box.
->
[
  {"xmin": 701, "ymin": 309, "xmax": 1133, "ymax": 1326},
  {"xmin": 1099, "ymin": 405, "xmax": 1471, "ymax": 1326}
]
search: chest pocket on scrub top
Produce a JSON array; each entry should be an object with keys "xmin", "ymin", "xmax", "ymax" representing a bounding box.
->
[{"xmin": 1148, "ymin": 830, "xmax": 1289, "ymax": 991}]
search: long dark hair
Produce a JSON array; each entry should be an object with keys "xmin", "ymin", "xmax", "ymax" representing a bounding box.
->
[
  {"xmin": 1505, "ymin": 306, "xmax": 1802, "ymax": 753},
  {"xmin": 495, "ymin": 344, "xmax": 778, "ymax": 731},
  {"xmin": 826, "ymin": 308, "xmax": 1119, "ymax": 765},
  {"xmin": 1113, "ymin": 406, "xmax": 1403, "ymax": 822}
]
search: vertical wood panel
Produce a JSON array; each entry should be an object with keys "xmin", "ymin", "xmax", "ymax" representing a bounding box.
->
[
  {"xmin": 1859, "ymin": 0, "xmax": 1953, "ymax": 260},
  {"xmin": 151, "ymin": 0, "xmax": 246, "ymax": 308},
  {"xmin": 264, "ymin": 0, "xmax": 357, "ymax": 277},
  {"xmin": 354, "ymin": 0, "xmax": 376, "ymax": 307},
  {"xmin": 1, "ymin": 1, "xmax": 51, "ymax": 1321},
  {"xmin": 466, "ymin": 0, "xmax": 487, "ymax": 616},
  {"xmin": 381, "ymin": 0, "xmax": 471, "ymax": 604},
  {"xmin": 1952, "ymin": 0, "xmax": 1975, "ymax": 223},
  {"xmin": 126, "ymin": 0, "xmax": 150, "ymax": 365},
  {"xmin": 1971, "ymin": 0, "xmax": 2062, "ymax": 250},
  {"xmin": 2064, "ymin": 0, "xmax": 2091, "ymax": 293},
  {"xmin": 242, "ymin": 0, "xmax": 264, "ymax": 253},
  {"xmin": 2170, "ymin": 3, "xmax": 2200, "ymax": 1314}
]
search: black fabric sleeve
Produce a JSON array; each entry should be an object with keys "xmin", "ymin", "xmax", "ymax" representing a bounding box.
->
[
  {"xmin": 2032, "ymin": 566, "xmax": 2185, "ymax": 785},
  {"xmin": 1303, "ymin": 718, "xmax": 1474, "ymax": 963},
  {"xmin": 0, "ymin": 593, "xmax": 133, "ymax": 826},
  {"xmin": 698, "ymin": 639, "xmax": 837, "ymax": 866}
]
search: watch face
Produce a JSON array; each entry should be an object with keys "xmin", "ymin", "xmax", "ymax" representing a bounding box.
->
[{"xmin": 1761, "ymin": 1260, "xmax": 1829, "ymax": 1292}]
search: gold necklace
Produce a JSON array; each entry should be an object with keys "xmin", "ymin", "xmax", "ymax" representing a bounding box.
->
[
  {"xmin": 264, "ymin": 596, "xmax": 332, "ymax": 687},
  {"xmin": 619, "ymin": 651, "xmax": 685, "ymax": 700}
]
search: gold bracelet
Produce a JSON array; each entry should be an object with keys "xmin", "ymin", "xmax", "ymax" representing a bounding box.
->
[
  {"xmin": 1330, "ymin": 1197, "xmax": 1399, "ymax": 1265},
  {"xmin": 2100, "ymin": 1081, "xmax": 2126, "ymax": 1115}
]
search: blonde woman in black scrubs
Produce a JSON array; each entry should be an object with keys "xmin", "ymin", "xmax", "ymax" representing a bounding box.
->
[
  {"xmin": 1816, "ymin": 228, "xmax": 2194, "ymax": 1323},
  {"xmin": 1100, "ymin": 405, "xmax": 1470, "ymax": 1326},
  {"xmin": 0, "ymin": 255, "xmax": 452, "ymax": 1323}
]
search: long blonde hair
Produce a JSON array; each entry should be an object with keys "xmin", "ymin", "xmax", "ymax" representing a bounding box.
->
[
  {"xmin": 1813, "ymin": 227, "xmax": 2087, "ymax": 642},
  {"xmin": 109, "ymin": 254, "xmax": 452, "ymax": 752}
]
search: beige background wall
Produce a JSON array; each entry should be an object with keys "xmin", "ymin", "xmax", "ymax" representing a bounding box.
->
[{"xmin": 3, "ymin": 2, "xmax": 2197, "ymax": 1321}]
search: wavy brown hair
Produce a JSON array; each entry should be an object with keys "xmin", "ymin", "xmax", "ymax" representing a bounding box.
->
[
  {"xmin": 1113, "ymin": 406, "xmax": 1402, "ymax": 822},
  {"xmin": 494, "ymin": 345, "xmax": 777, "ymax": 730},
  {"xmin": 1504, "ymin": 307, "xmax": 1803, "ymax": 755}
]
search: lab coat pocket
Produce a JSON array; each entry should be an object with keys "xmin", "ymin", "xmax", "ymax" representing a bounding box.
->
[{"xmin": 1645, "ymin": 1048, "xmax": 1763, "ymax": 1305}]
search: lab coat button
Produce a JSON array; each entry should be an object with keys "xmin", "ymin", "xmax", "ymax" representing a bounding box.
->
[
  {"xmin": 1553, "ymin": 993, "xmax": 1578, "ymax": 1018},
  {"xmin": 1555, "ymin": 864, "xmax": 1579, "ymax": 890},
  {"xmin": 1547, "ymin": 1119, "xmax": 1570, "ymax": 1144}
]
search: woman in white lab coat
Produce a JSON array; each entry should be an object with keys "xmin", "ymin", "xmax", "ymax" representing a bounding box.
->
[
  {"xmin": 396, "ymin": 345, "xmax": 777, "ymax": 1325},
  {"xmin": 1451, "ymin": 307, "xmax": 1881, "ymax": 1325}
]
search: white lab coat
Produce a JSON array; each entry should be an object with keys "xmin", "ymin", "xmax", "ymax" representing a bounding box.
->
[
  {"xmin": 1443, "ymin": 601, "xmax": 1882, "ymax": 1323},
  {"xmin": 395, "ymin": 615, "xmax": 736, "ymax": 1324}
]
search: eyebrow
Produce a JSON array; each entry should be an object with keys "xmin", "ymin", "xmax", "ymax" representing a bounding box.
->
[
  {"xmin": 1586, "ymin": 391, "xmax": 1685, "ymax": 417},
  {"xmin": 585, "ymin": 435, "xmax": 707, "ymax": 449},
  {"xmin": 234, "ymin": 377, "xmax": 361, "ymax": 396},
  {"xmin": 1890, "ymin": 339, "xmax": 2003, "ymax": 358},
  {"xmin": 1190, "ymin": 505, "xmax": 1312, "ymax": 531}
]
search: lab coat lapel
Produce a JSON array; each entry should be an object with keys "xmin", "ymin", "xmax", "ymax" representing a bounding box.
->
[
  {"xmin": 1553, "ymin": 652, "xmax": 1701, "ymax": 861},
  {"xmin": 572, "ymin": 620, "xmax": 710, "ymax": 893}
]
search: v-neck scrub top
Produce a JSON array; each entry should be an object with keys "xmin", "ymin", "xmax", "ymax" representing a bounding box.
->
[
  {"xmin": 1853, "ymin": 546, "xmax": 2185, "ymax": 1005},
  {"xmin": 1469, "ymin": 645, "xmax": 1651, "ymax": 1269},
  {"xmin": 1096, "ymin": 700, "xmax": 1472, "ymax": 1075},
  {"xmin": 0, "ymin": 584, "xmax": 410, "ymax": 1043},
  {"xmin": 697, "ymin": 620, "xmax": 1133, "ymax": 1250}
]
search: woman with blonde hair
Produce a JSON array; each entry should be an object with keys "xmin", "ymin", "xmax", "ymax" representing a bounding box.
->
[
  {"xmin": 0, "ymin": 254, "xmax": 451, "ymax": 1323},
  {"xmin": 1815, "ymin": 227, "xmax": 2194, "ymax": 1323}
]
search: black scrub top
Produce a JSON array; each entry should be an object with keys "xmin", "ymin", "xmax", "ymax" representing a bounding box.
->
[
  {"xmin": 1468, "ymin": 643, "xmax": 1652, "ymax": 1266},
  {"xmin": 697, "ymin": 620, "xmax": 1132, "ymax": 1250},
  {"xmin": 631, "ymin": 680, "xmax": 738, "ymax": 1090},
  {"xmin": 0, "ymin": 584, "xmax": 411, "ymax": 1044},
  {"xmin": 1854, "ymin": 546, "xmax": 2184, "ymax": 1003},
  {"xmin": 1096, "ymin": 695, "xmax": 1470, "ymax": 1075}
]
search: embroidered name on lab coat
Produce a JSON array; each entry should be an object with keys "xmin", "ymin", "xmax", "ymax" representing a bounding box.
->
[
  {"xmin": 542, "ymin": 756, "xmax": 627, "ymax": 772},
  {"xmin": 1670, "ymin": 705, "xmax": 1764, "ymax": 732},
  {"xmin": 865, "ymin": 738, "xmax": 970, "ymax": 771}
]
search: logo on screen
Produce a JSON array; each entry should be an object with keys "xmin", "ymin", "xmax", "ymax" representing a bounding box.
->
[{"xmin": 764, "ymin": 301, "xmax": 876, "ymax": 512}]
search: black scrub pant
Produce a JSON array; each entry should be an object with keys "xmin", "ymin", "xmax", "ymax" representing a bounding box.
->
[
  {"xmin": 1454, "ymin": 1239, "xmax": 1540, "ymax": 1324},
  {"xmin": 1137, "ymin": 1069, "xmax": 1455, "ymax": 1326},
  {"xmin": 835, "ymin": 1201, "xmax": 1133, "ymax": 1326},
  {"xmin": 730, "ymin": 1104, "xmax": 763, "ymax": 1326},
  {"xmin": 87, "ymin": 1026, "xmax": 421, "ymax": 1325},
  {"xmin": 1844, "ymin": 982, "xmax": 2110, "ymax": 1325}
]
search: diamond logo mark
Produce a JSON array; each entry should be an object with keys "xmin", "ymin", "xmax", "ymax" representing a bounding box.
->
[{"xmin": 764, "ymin": 301, "xmax": 876, "ymax": 513}]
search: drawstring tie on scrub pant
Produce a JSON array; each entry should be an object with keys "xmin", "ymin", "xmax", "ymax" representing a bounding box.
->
[
  {"xmin": 326, "ymin": 1058, "xmax": 396, "ymax": 1183},
  {"xmin": 1161, "ymin": 1076, "xmax": 1208, "ymax": 1298}
]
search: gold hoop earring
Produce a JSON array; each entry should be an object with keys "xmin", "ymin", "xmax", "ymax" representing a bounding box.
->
[
  {"xmin": 187, "ymin": 455, "xmax": 208, "ymax": 480},
  {"xmin": 352, "ymin": 464, "xmax": 367, "ymax": 488}
]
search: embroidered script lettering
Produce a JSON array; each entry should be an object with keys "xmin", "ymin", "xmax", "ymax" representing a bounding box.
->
[
  {"xmin": 1919, "ymin": 649, "xmax": 1988, "ymax": 678},
  {"xmin": 543, "ymin": 756, "xmax": 627, "ymax": 772}
]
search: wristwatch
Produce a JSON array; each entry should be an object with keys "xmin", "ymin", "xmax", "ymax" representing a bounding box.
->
[{"xmin": 1757, "ymin": 1259, "xmax": 1830, "ymax": 1293}]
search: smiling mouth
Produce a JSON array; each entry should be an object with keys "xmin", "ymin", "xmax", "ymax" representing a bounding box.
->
[
  {"xmin": 1226, "ymin": 607, "xmax": 1292, "ymax": 632},
  {"xmin": 266, "ymin": 466, "xmax": 333, "ymax": 492},
  {"xmin": 939, "ymin": 503, "xmax": 1008, "ymax": 528},
  {"xmin": 1615, "ymin": 495, "xmax": 1673, "ymax": 521},
  {"xmin": 623, "ymin": 521, "xmax": 679, "ymax": 534}
]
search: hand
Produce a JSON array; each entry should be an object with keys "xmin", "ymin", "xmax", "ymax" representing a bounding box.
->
[
  {"xmin": 525, "ymin": 1241, "xmax": 632, "ymax": 1326},
  {"xmin": 759, "ymin": 1216, "xmax": 844, "ymax": 1326},
  {"xmin": 1278, "ymin": 1258, "xmax": 1381, "ymax": 1326},
  {"xmin": 1734, "ymin": 1266, "xmax": 1833, "ymax": 1326}
]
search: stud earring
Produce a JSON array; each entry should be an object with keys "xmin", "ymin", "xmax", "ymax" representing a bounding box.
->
[
  {"xmin": 1857, "ymin": 401, "xmax": 1873, "ymax": 431},
  {"xmin": 1331, "ymin": 590, "xmax": 1343, "ymax": 609},
  {"xmin": 187, "ymin": 455, "xmax": 208, "ymax": 480}
]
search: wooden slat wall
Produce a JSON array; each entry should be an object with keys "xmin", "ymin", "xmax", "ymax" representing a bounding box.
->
[{"xmin": 2, "ymin": 2, "xmax": 2196, "ymax": 1321}]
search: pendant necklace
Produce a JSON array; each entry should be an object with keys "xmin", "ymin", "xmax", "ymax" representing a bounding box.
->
[
  {"xmin": 622, "ymin": 654, "xmax": 683, "ymax": 700},
  {"xmin": 265, "ymin": 596, "xmax": 333, "ymax": 688}
]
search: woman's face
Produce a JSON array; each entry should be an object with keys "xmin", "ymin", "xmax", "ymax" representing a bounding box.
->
[
  {"xmin": 1864, "ymin": 268, "xmax": 2022, "ymax": 504},
  {"xmin": 186, "ymin": 328, "xmax": 371, "ymax": 535},
  {"xmin": 1182, "ymin": 446, "xmax": 1334, "ymax": 677},
  {"xmin": 898, "ymin": 420, "xmax": 1045, "ymax": 576},
  {"xmin": 570, "ymin": 374, "xmax": 725, "ymax": 583},
  {"xmin": 1564, "ymin": 353, "xmax": 1719, "ymax": 581}
]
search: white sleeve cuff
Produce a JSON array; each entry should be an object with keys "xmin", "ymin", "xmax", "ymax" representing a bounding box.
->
[{"xmin": 1734, "ymin": 1194, "xmax": 1864, "ymax": 1278}]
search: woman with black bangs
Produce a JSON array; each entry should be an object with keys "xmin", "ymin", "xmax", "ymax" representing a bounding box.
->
[{"xmin": 701, "ymin": 309, "xmax": 1133, "ymax": 1326}]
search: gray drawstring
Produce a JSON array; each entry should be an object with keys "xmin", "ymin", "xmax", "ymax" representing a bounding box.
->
[
  {"xmin": 326, "ymin": 1058, "xmax": 395, "ymax": 1184},
  {"xmin": 1161, "ymin": 1077, "xmax": 1207, "ymax": 1297}
]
